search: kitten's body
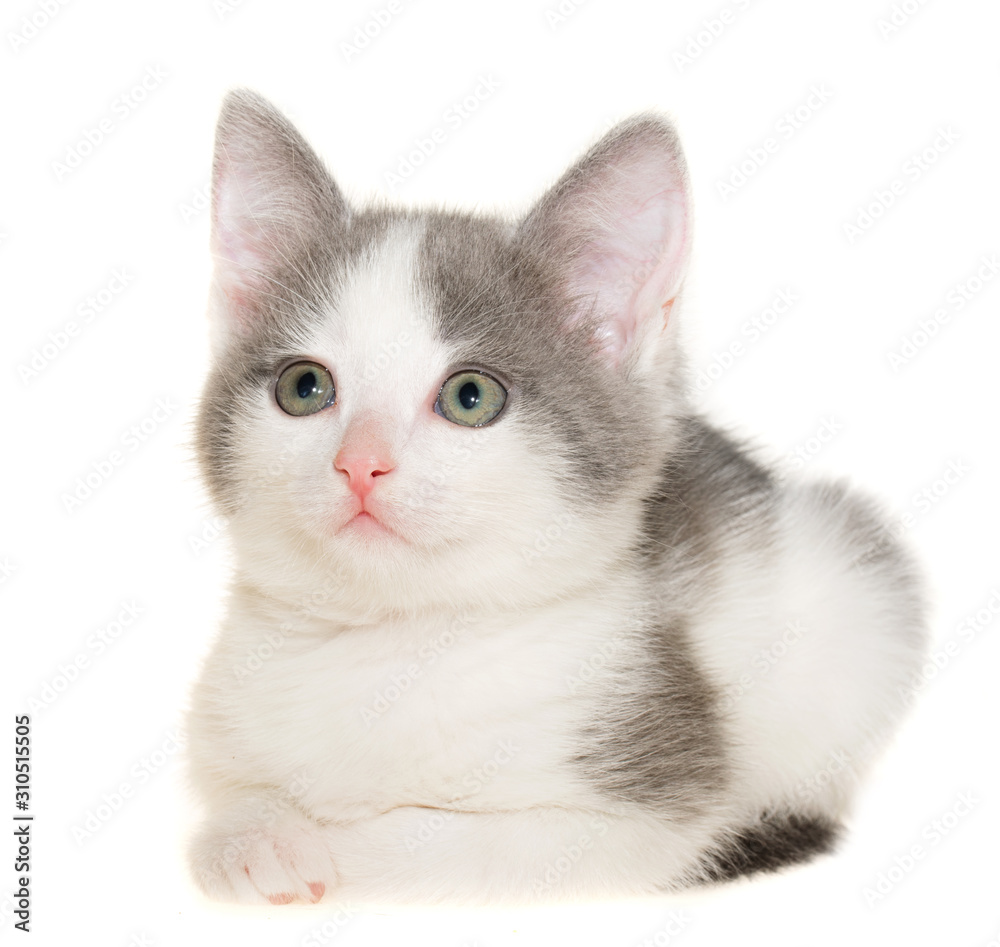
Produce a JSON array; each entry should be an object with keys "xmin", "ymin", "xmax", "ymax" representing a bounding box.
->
[{"xmin": 187, "ymin": 92, "xmax": 926, "ymax": 905}]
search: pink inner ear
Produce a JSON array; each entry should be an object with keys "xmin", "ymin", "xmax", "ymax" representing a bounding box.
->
[
  {"xmin": 213, "ymin": 165, "xmax": 273, "ymax": 281},
  {"xmin": 569, "ymin": 182, "xmax": 688, "ymax": 366},
  {"xmin": 211, "ymin": 200, "xmax": 276, "ymax": 335},
  {"xmin": 517, "ymin": 116, "xmax": 694, "ymax": 369},
  {"xmin": 211, "ymin": 232, "xmax": 268, "ymax": 336},
  {"xmin": 210, "ymin": 155, "xmax": 292, "ymax": 332},
  {"xmin": 206, "ymin": 91, "xmax": 348, "ymax": 343}
]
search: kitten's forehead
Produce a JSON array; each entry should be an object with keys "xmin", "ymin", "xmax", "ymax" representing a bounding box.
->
[
  {"xmin": 306, "ymin": 212, "xmax": 536, "ymax": 406},
  {"xmin": 308, "ymin": 220, "xmax": 446, "ymax": 412}
]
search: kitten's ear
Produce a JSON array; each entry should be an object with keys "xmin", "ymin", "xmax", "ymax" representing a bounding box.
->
[
  {"xmin": 210, "ymin": 89, "xmax": 348, "ymax": 333},
  {"xmin": 518, "ymin": 115, "xmax": 690, "ymax": 372}
]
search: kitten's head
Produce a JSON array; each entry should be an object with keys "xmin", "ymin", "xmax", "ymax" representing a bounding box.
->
[{"xmin": 196, "ymin": 90, "xmax": 692, "ymax": 620}]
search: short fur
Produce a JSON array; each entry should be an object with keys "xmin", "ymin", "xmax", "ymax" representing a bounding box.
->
[{"xmin": 186, "ymin": 89, "xmax": 927, "ymax": 905}]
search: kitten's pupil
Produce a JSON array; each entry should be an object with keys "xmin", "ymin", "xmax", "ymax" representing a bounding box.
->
[
  {"xmin": 459, "ymin": 382, "xmax": 480, "ymax": 410},
  {"xmin": 297, "ymin": 372, "xmax": 317, "ymax": 399}
]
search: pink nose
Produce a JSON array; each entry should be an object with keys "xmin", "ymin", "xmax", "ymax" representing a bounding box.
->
[{"xmin": 334, "ymin": 448, "xmax": 395, "ymax": 500}]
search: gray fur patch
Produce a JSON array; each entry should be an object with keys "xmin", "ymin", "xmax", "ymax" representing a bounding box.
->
[
  {"xmin": 569, "ymin": 419, "xmax": 777, "ymax": 813},
  {"xmin": 830, "ymin": 480, "xmax": 929, "ymax": 617},
  {"xmin": 695, "ymin": 811, "xmax": 841, "ymax": 883},
  {"xmin": 639, "ymin": 416, "xmax": 778, "ymax": 580},
  {"xmin": 572, "ymin": 616, "xmax": 728, "ymax": 817}
]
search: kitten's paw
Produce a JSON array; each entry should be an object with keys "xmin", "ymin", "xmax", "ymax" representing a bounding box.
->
[{"xmin": 189, "ymin": 805, "xmax": 336, "ymax": 905}]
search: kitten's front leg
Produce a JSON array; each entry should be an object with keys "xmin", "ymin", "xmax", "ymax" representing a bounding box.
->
[
  {"xmin": 325, "ymin": 805, "xmax": 710, "ymax": 903},
  {"xmin": 189, "ymin": 795, "xmax": 337, "ymax": 905}
]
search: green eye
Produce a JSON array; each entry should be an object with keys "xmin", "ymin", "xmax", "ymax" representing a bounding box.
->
[
  {"xmin": 275, "ymin": 361, "xmax": 336, "ymax": 416},
  {"xmin": 436, "ymin": 370, "xmax": 507, "ymax": 427}
]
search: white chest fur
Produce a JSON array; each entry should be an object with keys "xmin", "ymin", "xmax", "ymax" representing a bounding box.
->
[{"xmin": 190, "ymin": 585, "xmax": 642, "ymax": 822}]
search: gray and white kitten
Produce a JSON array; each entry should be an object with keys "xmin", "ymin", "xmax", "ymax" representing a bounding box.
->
[{"xmin": 186, "ymin": 89, "xmax": 927, "ymax": 905}]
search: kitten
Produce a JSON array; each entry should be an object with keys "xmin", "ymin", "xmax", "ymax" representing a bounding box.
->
[{"xmin": 186, "ymin": 89, "xmax": 927, "ymax": 905}]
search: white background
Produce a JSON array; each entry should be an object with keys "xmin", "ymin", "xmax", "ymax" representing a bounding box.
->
[{"xmin": 2, "ymin": 0, "xmax": 999, "ymax": 944}]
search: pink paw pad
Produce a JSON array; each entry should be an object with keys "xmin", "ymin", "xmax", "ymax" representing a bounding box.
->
[{"xmin": 308, "ymin": 882, "xmax": 326, "ymax": 901}]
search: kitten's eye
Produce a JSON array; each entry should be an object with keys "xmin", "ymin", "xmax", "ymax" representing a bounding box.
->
[
  {"xmin": 435, "ymin": 371, "xmax": 506, "ymax": 427},
  {"xmin": 275, "ymin": 361, "xmax": 336, "ymax": 416}
]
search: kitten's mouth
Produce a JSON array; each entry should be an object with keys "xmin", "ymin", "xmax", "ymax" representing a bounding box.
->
[{"xmin": 340, "ymin": 509, "xmax": 400, "ymax": 540}]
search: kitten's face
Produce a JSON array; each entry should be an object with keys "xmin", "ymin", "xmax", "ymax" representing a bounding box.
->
[{"xmin": 197, "ymin": 92, "xmax": 691, "ymax": 619}]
